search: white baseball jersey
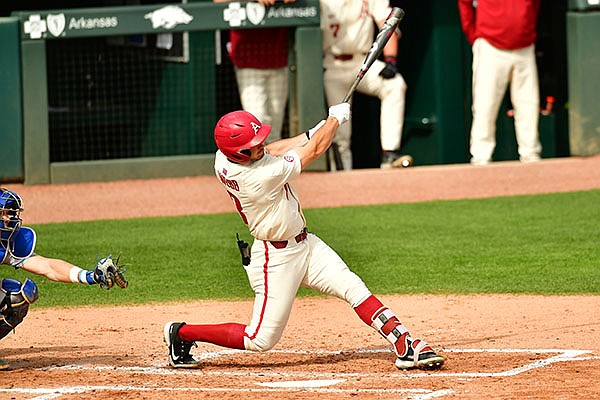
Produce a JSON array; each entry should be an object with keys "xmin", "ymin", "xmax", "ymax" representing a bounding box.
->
[
  {"xmin": 214, "ymin": 149, "xmax": 305, "ymax": 241},
  {"xmin": 320, "ymin": 0, "xmax": 392, "ymax": 56}
]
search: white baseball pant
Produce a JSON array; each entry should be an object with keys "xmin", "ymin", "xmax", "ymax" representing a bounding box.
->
[
  {"xmin": 470, "ymin": 38, "xmax": 541, "ymax": 164},
  {"xmin": 242, "ymin": 232, "xmax": 371, "ymax": 352},
  {"xmin": 235, "ymin": 66, "xmax": 289, "ymax": 144}
]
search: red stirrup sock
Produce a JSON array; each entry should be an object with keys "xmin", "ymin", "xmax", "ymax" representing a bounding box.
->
[
  {"xmin": 179, "ymin": 323, "xmax": 246, "ymax": 350},
  {"xmin": 354, "ymin": 295, "xmax": 411, "ymax": 357}
]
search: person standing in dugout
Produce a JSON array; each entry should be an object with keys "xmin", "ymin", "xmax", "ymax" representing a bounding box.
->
[
  {"xmin": 458, "ymin": 0, "xmax": 542, "ymax": 165},
  {"xmin": 0, "ymin": 188, "xmax": 128, "ymax": 370},
  {"xmin": 163, "ymin": 104, "xmax": 445, "ymax": 370}
]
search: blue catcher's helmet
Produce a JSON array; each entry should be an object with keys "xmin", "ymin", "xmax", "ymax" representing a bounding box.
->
[{"xmin": 0, "ymin": 188, "xmax": 24, "ymax": 250}]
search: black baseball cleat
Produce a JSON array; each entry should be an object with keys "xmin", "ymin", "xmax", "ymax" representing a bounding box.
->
[
  {"xmin": 163, "ymin": 322, "xmax": 199, "ymax": 368},
  {"xmin": 395, "ymin": 338, "xmax": 445, "ymax": 370}
]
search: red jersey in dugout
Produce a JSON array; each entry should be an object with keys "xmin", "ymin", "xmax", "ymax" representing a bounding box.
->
[
  {"xmin": 228, "ymin": 28, "xmax": 289, "ymax": 69},
  {"xmin": 458, "ymin": 0, "xmax": 540, "ymax": 50}
]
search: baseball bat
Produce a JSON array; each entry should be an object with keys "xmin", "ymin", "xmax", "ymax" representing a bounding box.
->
[{"xmin": 341, "ymin": 7, "xmax": 405, "ymax": 103}]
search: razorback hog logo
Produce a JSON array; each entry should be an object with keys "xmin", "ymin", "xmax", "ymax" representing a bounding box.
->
[{"xmin": 144, "ymin": 6, "xmax": 193, "ymax": 29}]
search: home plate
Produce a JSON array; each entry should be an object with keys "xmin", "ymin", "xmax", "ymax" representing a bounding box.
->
[{"xmin": 255, "ymin": 379, "xmax": 346, "ymax": 388}]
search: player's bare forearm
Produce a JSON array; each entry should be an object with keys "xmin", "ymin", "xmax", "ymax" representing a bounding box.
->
[
  {"xmin": 266, "ymin": 134, "xmax": 309, "ymax": 157},
  {"xmin": 457, "ymin": 0, "xmax": 476, "ymax": 44},
  {"xmin": 382, "ymin": 31, "xmax": 399, "ymax": 58},
  {"xmin": 21, "ymin": 255, "xmax": 75, "ymax": 283},
  {"xmin": 296, "ymin": 117, "xmax": 340, "ymax": 169}
]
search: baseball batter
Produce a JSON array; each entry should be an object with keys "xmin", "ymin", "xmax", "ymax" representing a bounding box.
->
[
  {"xmin": 163, "ymin": 105, "xmax": 444, "ymax": 370},
  {"xmin": 0, "ymin": 188, "xmax": 127, "ymax": 370},
  {"xmin": 320, "ymin": 0, "xmax": 408, "ymax": 169}
]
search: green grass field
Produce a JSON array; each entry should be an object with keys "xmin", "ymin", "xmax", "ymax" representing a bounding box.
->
[{"xmin": 8, "ymin": 190, "xmax": 599, "ymax": 308}]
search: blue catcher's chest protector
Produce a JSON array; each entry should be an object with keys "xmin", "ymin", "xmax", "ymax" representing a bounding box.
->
[{"xmin": 0, "ymin": 226, "xmax": 37, "ymax": 268}]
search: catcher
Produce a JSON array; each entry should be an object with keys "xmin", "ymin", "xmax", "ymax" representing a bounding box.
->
[{"xmin": 0, "ymin": 187, "xmax": 128, "ymax": 370}]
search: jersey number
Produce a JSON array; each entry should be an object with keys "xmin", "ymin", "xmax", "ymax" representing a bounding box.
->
[
  {"xmin": 227, "ymin": 191, "xmax": 248, "ymax": 225},
  {"xmin": 330, "ymin": 23, "xmax": 340, "ymax": 38}
]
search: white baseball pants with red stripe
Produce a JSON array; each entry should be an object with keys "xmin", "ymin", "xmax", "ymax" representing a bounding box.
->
[{"xmin": 243, "ymin": 232, "xmax": 371, "ymax": 351}]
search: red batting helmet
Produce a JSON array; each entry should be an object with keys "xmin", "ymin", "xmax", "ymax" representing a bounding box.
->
[{"xmin": 214, "ymin": 111, "xmax": 272, "ymax": 163}]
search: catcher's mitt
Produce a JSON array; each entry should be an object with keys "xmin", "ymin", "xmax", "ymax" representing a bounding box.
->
[{"xmin": 93, "ymin": 254, "xmax": 128, "ymax": 290}]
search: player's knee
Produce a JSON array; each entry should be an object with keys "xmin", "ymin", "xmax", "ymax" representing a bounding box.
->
[
  {"xmin": 392, "ymin": 72, "xmax": 407, "ymax": 89},
  {"xmin": 245, "ymin": 332, "xmax": 281, "ymax": 352},
  {"xmin": 345, "ymin": 283, "xmax": 372, "ymax": 308},
  {"xmin": 0, "ymin": 278, "xmax": 39, "ymax": 340},
  {"xmin": 382, "ymin": 75, "xmax": 407, "ymax": 97}
]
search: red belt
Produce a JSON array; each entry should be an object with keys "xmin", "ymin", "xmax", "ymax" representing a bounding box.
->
[
  {"xmin": 269, "ymin": 228, "xmax": 308, "ymax": 249},
  {"xmin": 333, "ymin": 54, "xmax": 354, "ymax": 61}
]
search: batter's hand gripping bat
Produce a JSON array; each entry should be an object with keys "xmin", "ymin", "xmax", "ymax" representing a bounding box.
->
[{"xmin": 341, "ymin": 7, "xmax": 405, "ymax": 103}]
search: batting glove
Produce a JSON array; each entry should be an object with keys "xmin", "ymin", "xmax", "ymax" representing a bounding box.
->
[
  {"xmin": 328, "ymin": 103, "xmax": 351, "ymax": 125},
  {"xmin": 379, "ymin": 56, "xmax": 398, "ymax": 79}
]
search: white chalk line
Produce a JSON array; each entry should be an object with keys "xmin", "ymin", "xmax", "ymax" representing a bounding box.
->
[
  {"xmin": 3, "ymin": 348, "xmax": 595, "ymax": 399},
  {"xmin": 0, "ymin": 385, "xmax": 455, "ymax": 400}
]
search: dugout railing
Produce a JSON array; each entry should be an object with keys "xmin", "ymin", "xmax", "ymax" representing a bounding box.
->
[{"xmin": 3, "ymin": 0, "xmax": 324, "ymax": 184}]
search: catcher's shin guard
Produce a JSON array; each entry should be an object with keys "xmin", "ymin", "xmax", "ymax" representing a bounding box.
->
[{"xmin": 0, "ymin": 278, "xmax": 38, "ymax": 339}]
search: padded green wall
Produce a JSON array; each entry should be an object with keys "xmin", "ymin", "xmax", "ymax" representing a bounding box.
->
[
  {"xmin": 0, "ymin": 17, "xmax": 23, "ymax": 181},
  {"xmin": 567, "ymin": 11, "xmax": 600, "ymax": 156}
]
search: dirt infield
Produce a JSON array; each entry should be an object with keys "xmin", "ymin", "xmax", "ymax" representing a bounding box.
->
[{"xmin": 1, "ymin": 156, "xmax": 600, "ymax": 399}]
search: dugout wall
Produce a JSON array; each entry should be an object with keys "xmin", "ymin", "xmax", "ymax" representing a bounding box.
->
[
  {"xmin": 6, "ymin": 0, "xmax": 324, "ymax": 184},
  {"xmin": 0, "ymin": 17, "xmax": 22, "ymax": 182},
  {"xmin": 567, "ymin": 2, "xmax": 600, "ymax": 156}
]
